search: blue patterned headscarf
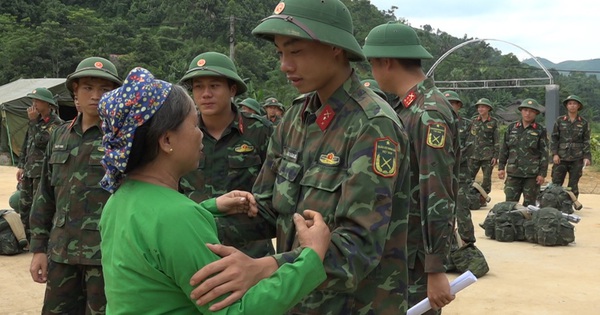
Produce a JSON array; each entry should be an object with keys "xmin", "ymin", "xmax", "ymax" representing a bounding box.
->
[{"xmin": 98, "ymin": 67, "xmax": 173, "ymax": 193}]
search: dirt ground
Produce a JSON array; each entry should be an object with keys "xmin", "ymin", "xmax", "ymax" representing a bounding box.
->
[{"xmin": 1, "ymin": 165, "xmax": 599, "ymax": 314}]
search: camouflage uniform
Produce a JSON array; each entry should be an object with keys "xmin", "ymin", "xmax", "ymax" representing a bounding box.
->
[
  {"xmin": 456, "ymin": 115, "xmax": 476, "ymax": 243},
  {"xmin": 499, "ymin": 120, "xmax": 548, "ymax": 206},
  {"xmin": 30, "ymin": 115, "xmax": 110, "ymax": 314},
  {"xmin": 395, "ymin": 79, "xmax": 459, "ymax": 312},
  {"xmin": 217, "ymin": 74, "xmax": 411, "ymax": 314},
  {"xmin": 468, "ymin": 114, "xmax": 499, "ymax": 194},
  {"xmin": 18, "ymin": 111, "xmax": 63, "ymax": 241},
  {"xmin": 180, "ymin": 104, "xmax": 274, "ymax": 258},
  {"xmin": 550, "ymin": 115, "xmax": 591, "ymax": 197}
]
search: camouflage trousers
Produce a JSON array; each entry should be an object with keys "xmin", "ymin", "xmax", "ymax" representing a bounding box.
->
[
  {"xmin": 42, "ymin": 261, "xmax": 106, "ymax": 315},
  {"xmin": 469, "ymin": 159, "xmax": 493, "ymax": 193},
  {"xmin": 456, "ymin": 181, "xmax": 476, "ymax": 244},
  {"xmin": 408, "ymin": 258, "xmax": 442, "ymax": 315},
  {"xmin": 19, "ymin": 176, "xmax": 40, "ymax": 242},
  {"xmin": 503, "ymin": 176, "xmax": 539, "ymax": 207},
  {"xmin": 551, "ymin": 159, "xmax": 583, "ymax": 197}
]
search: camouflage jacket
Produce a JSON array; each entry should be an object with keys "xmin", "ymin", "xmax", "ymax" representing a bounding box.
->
[
  {"xmin": 29, "ymin": 115, "xmax": 110, "ymax": 265},
  {"xmin": 180, "ymin": 105, "xmax": 273, "ymax": 202},
  {"xmin": 17, "ymin": 112, "xmax": 64, "ymax": 178},
  {"xmin": 469, "ymin": 115, "xmax": 499, "ymax": 161},
  {"xmin": 264, "ymin": 114, "xmax": 283, "ymax": 126},
  {"xmin": 499, "ymin": 120, "xmax": 548, "ymax": 178},
  {"xmin": 458, "ymin": 116, "xmax": 473, "ymax": 182},
  {"xmin": 394, "ymin": 78, "xmax": 459, "ymax": 273},
  {"xmin": 550, "ymin": 115, "xmax": 591, "ymax": 161},
  {"xmin": 217, "ymin": 73, "xmax": 411, "ymax": 314}
]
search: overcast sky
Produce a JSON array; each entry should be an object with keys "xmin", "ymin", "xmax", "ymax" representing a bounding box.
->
[{"xmin": 370, "ymin": 0, "xmax": 597, "ymax": 63}]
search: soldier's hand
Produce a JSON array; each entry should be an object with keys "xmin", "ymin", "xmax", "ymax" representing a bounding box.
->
[
  {"xmin": 215, "ymin": 190, "xmax": 258, "ymax": 217},
  {"xmin": 189, "ymin": 244, "xmax": 277, "ymax": 311},
  {"xmin": 427, "ymin": 272, "xmax": 454, "ymax": 310},
  {"xmin": 16, "ymin": 168, "xmax": 24, "ymax": 182},
  {"xmin": 30, "ymin": 252, "xmax": 48, "ymax": 283},
  {"xmin": 536, "ymin": 175, "xmax": 545, "ymax": 185},
  {"xmin": 27, "ymin": 106, "xmax": 39, "ymax": 121},
  {"xmin": 584, "ymin": 159, "xmax": 591, "ymax": 167},
  {"xmin": 294, "ymin": 210, "xmax": 330, "ymax": 261},
  {"xmin": 498, "ymin": 170, "xmax": 505, "ymax": 180},
  {"xmin": 553, "ymin": 155, "xmax": 560, "ymax": 165}
]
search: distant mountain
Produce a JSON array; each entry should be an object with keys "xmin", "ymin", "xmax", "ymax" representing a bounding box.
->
[{"xmin": 523, "ymin": 58, "xmax": 600, "ymax": 77}]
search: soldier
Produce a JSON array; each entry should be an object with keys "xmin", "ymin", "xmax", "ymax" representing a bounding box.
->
[
  {"xmin": 29, "ymin": 57, "xmax": 121, "ymax": 314},
  {"xmin": 188, "ymin": 0, "xmax": 411, "ymax": 313},
  {"xmin": 361, "ymin": 79, "xmax": 388, "ymax": 103},
  {"xmin": 444, "ymin": 91, "xmax": 476, "ymax": 244},
  {"xmin": 363, "ymin": 22, "xmax": 459, "ymax": 313},
  {"xmin": 550, "ymin": 95, "xmax": 591, "ymax": 197},
  {"xmin": 16, "ymin": 87, "xmax": 63, "ymax": 243},
  {"xmin": 262, "ymin": 97, "xmax": 285, "ymax": 125},
  {"xmin": 469, "ymin": 98, "xmax": 499, "ymax": 203},
  {"xmin": 238, "ymin": 97, "xmax": 262, "ymax": 115},
  {"xmin": 179, "ymin": 52, "xmax": 274, "ymax": 258},
  {"xmin": 498, "ymin": 98, "xmax": 548, "ymax": 206}
]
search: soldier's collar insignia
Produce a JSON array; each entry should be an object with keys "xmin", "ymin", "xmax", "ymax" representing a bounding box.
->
[
  {"xmin": 94, "ymin": 61, "xmax": 104, "ymax": 69},
  {"xmin": 319, "ymin": 152, "xmax": 340, "ymax": 166},
  {"xmin": 234, "ymin": 143, "xmax": 254, "ymax": 153},
  {"xmin": 533, "ymin": 123, "xmax": 537, "ymax": 129},
  {"xmin": 403, "ymin": 91, "xmax": 417, "ymax": 108},
  {"xmin": 373, "ymin": 137, "xmax": 398, "ymax": 177},
  {"xmin": 43, "ymin": 116, "xmax": 50, "ymax": 123},
  {"xmin": 516, "ymin": 122, "xmax": 521, "ymax": 128},
  {"xmin": 563, "ymin": 116, "xmax": 568, "ymax": 121},
  {"xmin": 426, "ymin": 123, "xmax": 447, "ymax": 149},
  {"xmin": 317, "ymin": 104, "xmax": 335, "ymax": 131}
]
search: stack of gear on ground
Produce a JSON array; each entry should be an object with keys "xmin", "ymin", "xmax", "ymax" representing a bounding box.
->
[
  {"xmin": 537, "ymin": 183, "xmax": 582, "ymax": 214},
  {"xmin": 480, "ymin": 201, "xmax": 577, "ymax": 246}
]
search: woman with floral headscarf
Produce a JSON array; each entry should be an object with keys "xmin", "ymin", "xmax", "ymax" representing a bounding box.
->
[{"xmin": 98, "ymin": 67, "xmax": 330, "ymax": 314}]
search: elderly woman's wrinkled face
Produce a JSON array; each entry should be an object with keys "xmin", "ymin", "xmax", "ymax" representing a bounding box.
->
[{"xmin": 171, "ymin": 105, "xmax": 204, "ymax": 173}]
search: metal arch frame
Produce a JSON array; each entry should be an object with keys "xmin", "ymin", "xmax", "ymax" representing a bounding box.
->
[{"xmin": 426, "ymin": 38, "xmax": 554, "ymax": 90}]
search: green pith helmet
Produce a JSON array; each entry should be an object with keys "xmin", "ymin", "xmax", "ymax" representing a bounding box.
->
[
  {"xmin": 362, "ymin": 22, "xmax": 433, "ymax": 59},
  {"xmin": 65, "ymin": 57, "xmax": 122, "ymax": 93},
  {"xmin": 361, "ymin": 79, "xmax": 387, "ymax": 102},
  {"xmin": 180, "ymin": 52, "xmax": 247, "ymax": 95},
  {"xmin": 476, "ymin": 98, "xmax": 494, "ymax": 111},
  {"xmin": 263, "ymin": 97, "xmax": 285, "ymax": 111},
  {"xmin": 239, "ymin": 97, "xmax": 262, "ymax": 114},
  {"xmin": 562, "ymin": 94, "xmax": 584, "ymax": 110},
  {"xmin": 252, "ymin": 0, "xmax": 365, "ymax": 62},
  {"xmin": 443, "ymin": 91, "xmax": 462, "ymax": 104},
  {"xmin": 518, "ymin": 98, "xmax": 543, "ymax": 113},
  {"xmin": 27, "ymin": 87, "xmax": 57, "ymax": 106},
  {"xmin": 8, "ymin": 191, "xmax": 20, "ymax": 211}
]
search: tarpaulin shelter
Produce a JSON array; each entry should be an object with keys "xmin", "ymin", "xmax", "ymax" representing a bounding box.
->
[{"xmin": 0, "ymin": 78, "xmax": 77, "ymax": 165}]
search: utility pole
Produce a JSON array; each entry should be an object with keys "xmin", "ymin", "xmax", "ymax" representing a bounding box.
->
[{"xmin": 229, "ymin": 15, "xmax": 235, "ymax": 61}]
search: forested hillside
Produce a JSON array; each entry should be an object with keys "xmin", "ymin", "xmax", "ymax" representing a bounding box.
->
[{"xmin": 1, "ymin": 0, "xmax": 599, "ymax": 122}]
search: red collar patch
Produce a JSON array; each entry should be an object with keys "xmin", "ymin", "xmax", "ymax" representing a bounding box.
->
[
  {"xmin": 317, "ymin": 104, "xmax": 335, "ymax": 131},
  {"xmin": 403, "ymin": 91, "xmax": 416, "ymax": 108}
]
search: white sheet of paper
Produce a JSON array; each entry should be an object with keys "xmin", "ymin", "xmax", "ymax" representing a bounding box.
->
[{"xmin": 407, "ymin": 270, "xmax": 478, "ymax": 315}]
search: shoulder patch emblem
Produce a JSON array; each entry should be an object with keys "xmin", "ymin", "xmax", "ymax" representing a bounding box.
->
[
  {"xmin": 373, "ymin": 137, "xmax": 398, "ymax": 177},
  {"xmin": 319, "ymin": 153, "xmax": 340, "ymax": 166},
  {"xmin": 426, "ymin": 123, "xmax": 447, "ymax": 149},
  {"xmin": 235, "ymin": 144, "xmax": 254, "ymax": 153}
]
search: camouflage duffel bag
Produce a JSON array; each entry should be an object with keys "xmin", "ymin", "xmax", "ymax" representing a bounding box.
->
[
  {"xmin": 449, "ymin": 243, "xmax": 489, "ymax": 278},
  {"xmin": 480, "ymin": 201, "xmax": 528, "ymax": 242},
  {"xmin": 532, "ymin": 207, "xmax": 575, "ymax": 246}
]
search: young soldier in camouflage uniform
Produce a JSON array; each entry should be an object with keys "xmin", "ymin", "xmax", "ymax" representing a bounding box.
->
[
  {"xmin": 16, "ymin": 87, "xmax": 63, "ymax": 243},
  {"xmin": 469, "ymin": 98, "xmax": 499, "ymax": 201},
  {"xmin": 262, "ymin": 97, "xmax": 285, "ymax": 126},
  {"xmin": 498, "ymin": 98, "xmax": 548, "ymax": 206},
  {"xmin": 29, "ymin": 57, "xmax": 121, "ymax": 314},
  {"xmin": 361, "ymin": 79, "xmax": 389, "ymax": 103},
  {"xmin": 238, "ymin": 97, "xmax": 262, "ymax": 115},
  {"xmin": 444, "ymin": 91, "xmax": 476, "ymax": 244},
  {"xmin": 179, "ymin": 52, "xmax": 274, "ymax": 258},
  {"xmin": 363, "ymin": 22, "xmax": 459, "ymax": 314},
  {"xmin": 550, "ymin": 95, "xmax": 591, "ymax": 197},
  {"xmin": 188, "ymin": 1, "xmax": 411, "ymax": 313}
]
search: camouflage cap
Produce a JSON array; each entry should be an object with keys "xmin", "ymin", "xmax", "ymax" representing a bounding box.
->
[
  {"xmin": 8, "ymin": 191, "xmax": 20, "ymax": 211},
  {"xmin": 26, "ymin": 87, "xmax": 57, "ymax": 106},
  {"xmin": 66, "ymin": 57, "xmax": 122, "ymax": 93},
  {"xmin": 476, "ymin": 98, "xmax": 494, "ymax": 111},
  {"xmin": 362, "ymin": 22, "xmax": 433, "ymax": 59},
  {"xmin": 180, "ymin": 52, "xmax": 247, "ymax": 95},
  {"xmin": 562, "ymin": 94, "xmax": 584, "ymax": 110},
  {"xmin": 251, "ymin": 0, "xmax": 365, "ymax": 61},
  {"xmin": 263, "ymin": 97, "xmax": 285, "ymax": 110},
  {"xmin": 443, "ymin": 91, "xmax": 462, "ymax": 104},
  {"xmin": 361, "ymin": 79, "xmax": 387, "ymax": 102},
  {"xmin": 518, "ymin": 98, "xmax": 543, "ymax": 113},
  {"xmin": 239, "ymin": 97, "xmax": 262, "ymax": 114}
]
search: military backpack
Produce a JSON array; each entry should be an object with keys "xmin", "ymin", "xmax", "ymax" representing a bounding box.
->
[
  {"xmin": 481, "ymin": 201, "xmax": 528, "ymax": 242},
  {"xmin": 538, "ymin": 184, "xmax": 581, "ymax": 214},
  {"xmin": 524, "ymin": 207, "xmax": 575, "ymax": 246},
  {"xmin": 0, "ymin": 210, "xmax": 24, "ymax": 255}
]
